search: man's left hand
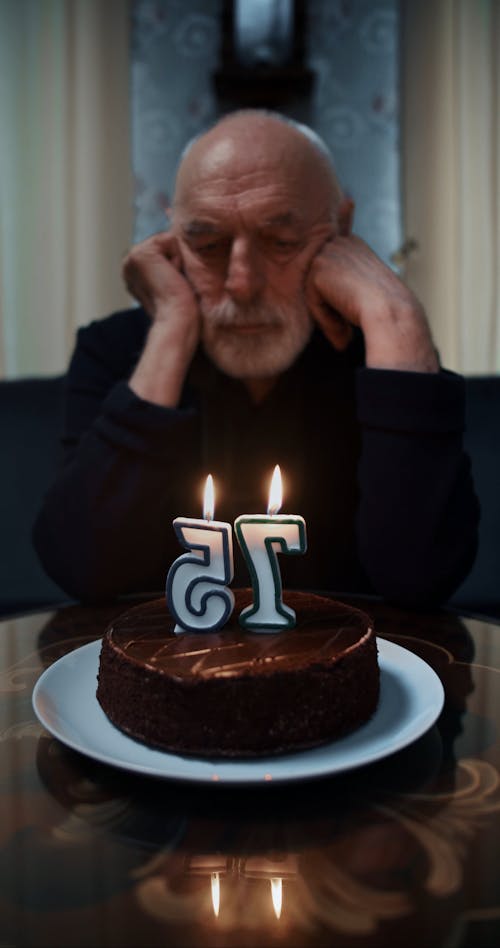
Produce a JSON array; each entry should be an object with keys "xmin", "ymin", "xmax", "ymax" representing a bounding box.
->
[{"xmin": 306, "ymin": 235, "xmax": 439, "ymax": 373}]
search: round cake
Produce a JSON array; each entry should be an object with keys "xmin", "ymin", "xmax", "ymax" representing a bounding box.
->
[{"xmin": 96, "ymin": 589, "xmax": 379, "ymax": 758}]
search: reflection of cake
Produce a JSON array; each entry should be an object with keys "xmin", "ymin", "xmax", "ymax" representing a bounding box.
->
[{"xmin": 96, "ymin": 589, "xmax": 379, "ymax": 758}]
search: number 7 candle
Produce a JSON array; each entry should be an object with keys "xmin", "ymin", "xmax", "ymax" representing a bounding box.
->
[
  {"xmin": 234, "ymin": 465, "xmax": 307, "ymax": 632},
  {"xmin": 166, "ymin": 475, "xmax": 235, "ymax": 633}
]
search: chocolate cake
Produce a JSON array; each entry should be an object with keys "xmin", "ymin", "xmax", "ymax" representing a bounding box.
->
[{"xmin": 96, "ymin": 589, "xmax": 379, "ymax": 758}]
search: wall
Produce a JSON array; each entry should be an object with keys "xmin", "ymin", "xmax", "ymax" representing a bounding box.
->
[{"xmin": 131, "ymin": 0, "xmax": 401, "ymax": 265}]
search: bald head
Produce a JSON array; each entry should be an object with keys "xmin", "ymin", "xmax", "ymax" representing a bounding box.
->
[
  {"xmin": 170, "ymin": 111, "xmax": 349, "ymax": 388},
  {"xmin": 173, "ymin": 110, "xmax": 342, "ymax": 222}
]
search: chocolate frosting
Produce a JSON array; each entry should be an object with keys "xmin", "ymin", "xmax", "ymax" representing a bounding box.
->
[{"xmin": 106, "ymin": 589, "xmax": 373, "ymax": 682}]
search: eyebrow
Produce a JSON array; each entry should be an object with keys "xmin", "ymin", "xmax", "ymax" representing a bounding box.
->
[
  {"xmin": 261, "ymin": 212, "xmax": 303, "ymax": 228},
  {"xmin": 183, "ymin": 220, "xmax": 223, "ymax": 237},
  {"xmin": 183, "ymin": 211, "xmax": 305, "ymax": 235}
]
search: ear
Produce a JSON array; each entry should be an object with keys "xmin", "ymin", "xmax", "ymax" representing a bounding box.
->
[{"xmin": 338, "ymin": 197, "xmax": 355, "ymax": 236}]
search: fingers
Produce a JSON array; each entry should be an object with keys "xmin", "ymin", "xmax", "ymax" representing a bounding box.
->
[
  {"xmin": 306, "ymin": 281, "xmax": 354, "ymax": 351},
  {"xmin": 337, "ymin": 197, "xmax": 355, "ymax": 237},
  {"xmin": 305, "ymin": 244, "xmax": 354, "ymax": 350},
  {"xmin": 122, "ymin": 232, "xmax": 185, "ymax": 313},
  {"xmin": 313, "ymin": 310, "xmax": 353, "ymax": 351},
  {"xmin": 122, "ymin": 250, "xmax": 152, "ymax": 308},
  {"xmin": 305, "ymin": 234, "xmax": 371, "ymax": 348},
  {"xmin": 151, "ymin": 231, "xmax": 183, "ymax": 270},
  {"xmin": 122, "ymin": 232, "xmax": 180, "ymax": 276}
]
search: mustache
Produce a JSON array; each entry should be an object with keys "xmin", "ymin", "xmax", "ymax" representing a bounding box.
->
[{"xmin": 202, "ymin": 299, "xmax": 287, "ymax": 329}]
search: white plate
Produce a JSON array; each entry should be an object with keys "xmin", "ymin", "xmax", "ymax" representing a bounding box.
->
[{"xmin": 32, "ymin": 638, "xmax": 444, "ymax": 785}]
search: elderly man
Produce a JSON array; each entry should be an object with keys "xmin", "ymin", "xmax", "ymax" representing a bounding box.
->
[{"xmin": 34, "ymin": 110, "xmax": 478, "ymax": 605}]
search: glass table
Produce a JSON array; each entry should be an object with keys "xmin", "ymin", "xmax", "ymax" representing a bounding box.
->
[{"xmin": 1, "ymin": 594, "xmax": 499, "ymax": 947}]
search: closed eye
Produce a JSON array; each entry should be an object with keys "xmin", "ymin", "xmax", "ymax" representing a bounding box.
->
[
  {"xmin": 274, "ymin": 240, "xmax": 299, "ymax": 250},
  {"xmin": 263, "ymin": 236, "xmax": 302, "ymax": 256},
  {"xmin": 193, "ymin": 240, "xmax": 230, "ymax": 257}
]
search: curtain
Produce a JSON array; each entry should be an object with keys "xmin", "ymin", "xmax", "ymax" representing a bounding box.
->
[
  {"xmin": 0, "ymin": 0, "xmax": 133, "ymax": 379},
  {"xmin": 401, "ymin": 0, "xmax": 499, "ymax": 374}
]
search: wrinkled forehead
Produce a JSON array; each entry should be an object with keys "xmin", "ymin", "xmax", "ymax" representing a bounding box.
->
[{"xmin": 173, "ymin": 121, "xmax": 340, "ymax": 222}]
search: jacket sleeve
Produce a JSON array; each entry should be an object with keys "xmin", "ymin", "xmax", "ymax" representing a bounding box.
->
[
  {"xmin": 33, "ymin": 318, "xmax": 200, "ymax": 602},
  {"xmin": 355, "ymin": 367, "xmax": 480, "ymax": 608}
]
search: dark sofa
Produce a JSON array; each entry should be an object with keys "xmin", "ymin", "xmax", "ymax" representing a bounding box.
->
[
  {"xmin": 448, "ymin": 375, "xmax": 500, "ymax": 618},
  {"xmin": 0, "ymin": 375, "xmax": 70, "ymax": 616},
  {"xmin": 0, "ymin": 373, "xmax": 498, "ymax": 619}
]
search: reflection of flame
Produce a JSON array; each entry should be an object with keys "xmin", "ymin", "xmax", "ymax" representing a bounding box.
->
[
  {"xmin": 203, "ymin": 474, "xmax": 215, "ymax": 522},
  {"xmin": 267, "ymin": 465, "xmax": 282, "ymax": 516},
  {"xmin": 271, "ymin": 877, "xmax": 282, "ymax": 919},
  {"xmin": 211, "ymin": 872, "xmax": 220, "ymax": 917}
]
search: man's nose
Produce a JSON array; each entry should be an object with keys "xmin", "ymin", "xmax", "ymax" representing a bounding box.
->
[{"xmin": 224, "ymin": 237, "xmax": 265, "ymax": 303}]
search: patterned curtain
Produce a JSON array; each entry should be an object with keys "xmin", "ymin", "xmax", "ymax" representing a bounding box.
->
[{"xmin": 131, "ymin": 0, "xmax": 402, "ymax": 268}]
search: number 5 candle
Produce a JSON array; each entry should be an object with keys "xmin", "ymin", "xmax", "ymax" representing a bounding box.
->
[
  {"xmin": 235, "ymin": 465, "xmax": 307, "ymax": 632},
  {"xmin": 166, "ymin": 475, "xmax": 235, "ymax": 633}
]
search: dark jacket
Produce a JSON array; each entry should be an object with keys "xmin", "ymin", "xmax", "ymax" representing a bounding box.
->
[{"xmin": 33, "ymin": 307, "xmax": 479, "ymax": 607}]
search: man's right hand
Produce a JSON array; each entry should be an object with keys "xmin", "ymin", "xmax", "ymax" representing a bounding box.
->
[
  {"xmin": 124, "ymin": 232, "xmax": 202, "ymax": 407},
  {"xmin": 123, "ymin": 231, "xmax": 200, "ymax": 324}
]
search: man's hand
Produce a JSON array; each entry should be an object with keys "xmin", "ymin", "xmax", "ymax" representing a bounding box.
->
[
  {"xmin": 123, "ymin": 232, "xmax": 202, "ymax": 406},
  {"xmin": 306, "ymin": 235, "xmax": 439, "ymax": 373},
  {"xmin": 123, "ymin": 231, "xmax": 199, "ymax": 325}
]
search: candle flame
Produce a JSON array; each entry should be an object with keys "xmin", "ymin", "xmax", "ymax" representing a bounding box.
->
[
  {"xmin": 203, "ymin": 474, "xmax": 215, "ymax": 521},
  {"xmin": 211, "ymin": 872, "xmax": 220, "ymax": 917},
  {"xmin": 267, "ymin": 465, "xmax": 282, "ymax": 516},
  {"xmin": 271, "ymin": 877, "xmax": 282, "ymax": 919}
]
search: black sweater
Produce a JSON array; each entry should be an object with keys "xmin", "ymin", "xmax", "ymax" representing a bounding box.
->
[{"xmin": 33, "ymin": 307, "xmax": 479, "ymax": 607}]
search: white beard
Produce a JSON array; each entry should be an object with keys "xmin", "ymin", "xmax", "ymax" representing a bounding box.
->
[{"xmin": 200, "ymin": 297, "xmax": 313, "ymax": 379}]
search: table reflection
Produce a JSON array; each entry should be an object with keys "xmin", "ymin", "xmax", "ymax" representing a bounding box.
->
[
  {"xmin": 1, "ymin": 597, "xmax": 500, "ymax": 946},
  {"xmin": 29, "ymin": 726, "xmax": 500, "ymax": 940}
]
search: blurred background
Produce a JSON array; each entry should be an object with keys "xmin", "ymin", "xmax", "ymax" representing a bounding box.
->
[{"xmin": 0, "ymin": 0, "xmax": 498, "ymax": 379}]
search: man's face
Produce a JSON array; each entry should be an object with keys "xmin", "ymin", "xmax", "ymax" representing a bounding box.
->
[{"xmin": 173, "ymin": 126, "xmax": 337, "ymax": 380}]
